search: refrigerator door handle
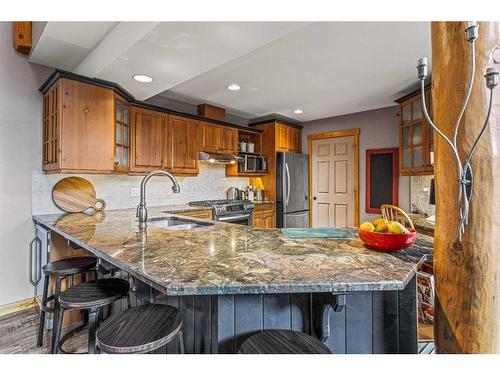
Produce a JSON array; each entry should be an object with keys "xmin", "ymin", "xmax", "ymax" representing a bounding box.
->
[{"xmin": 285, "ymin": 162, "xmax": 291, "ymax": 207}]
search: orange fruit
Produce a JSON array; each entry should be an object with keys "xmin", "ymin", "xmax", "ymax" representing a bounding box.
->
[
  {"xmin": 376, "ymin": 220, "xmax": 389, "ymax": 232},
  {"xmin": 373, "ymin": 217, "xmax": 386, "ymax": 227},
  {"xmin": 360, "ymin": 222, "xmax": 375, "ymax": 232}
]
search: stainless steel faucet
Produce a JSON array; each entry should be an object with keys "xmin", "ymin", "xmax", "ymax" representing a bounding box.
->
[{"xmin": 137, "ymin": 170, "xmax": 181, "ymax": 229}]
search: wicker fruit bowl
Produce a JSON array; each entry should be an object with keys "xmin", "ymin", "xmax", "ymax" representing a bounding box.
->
[{"xmin": 357, "ymin": 228, "xmax": 417, "ymax": 251}]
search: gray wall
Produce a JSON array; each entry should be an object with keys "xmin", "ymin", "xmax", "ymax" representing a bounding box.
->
[
  {"xmin": 0, "ymin": 22, "xmax": 52, "ymax": 306},
  {"xmin": 301, "ymin": 106, "xmax": 410, "ymax": 223}
]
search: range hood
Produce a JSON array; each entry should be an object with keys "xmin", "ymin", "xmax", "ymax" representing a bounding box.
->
[{"xmin": 199, "ymin": 151, "xmax": 241, "ymax": 164}]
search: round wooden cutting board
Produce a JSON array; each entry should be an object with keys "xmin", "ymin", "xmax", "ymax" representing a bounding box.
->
[{"xmin": 52, "ymin": 177, "xmax": 106, "ymax": 213}]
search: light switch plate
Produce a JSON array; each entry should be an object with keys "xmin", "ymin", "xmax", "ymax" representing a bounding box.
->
[{"xmin": 130, "ymin": 187, "xmax": 140, "ymax": 197}]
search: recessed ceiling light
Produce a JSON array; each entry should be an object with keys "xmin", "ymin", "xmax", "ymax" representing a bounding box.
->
[
  {"xmin": 294, "ymin": 109, "xmax": 304, "ymax": 114},
  {"xmin": 227, "ymin": 84, "xmax": 241, "ymax": 91},
  {"xmin": 133, "ymin": 74, "xmax": 153, "ymax": 83}
]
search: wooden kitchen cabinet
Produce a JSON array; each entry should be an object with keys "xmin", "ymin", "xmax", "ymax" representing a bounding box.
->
[
  {"xmin": 42, "ymin": 81, "xmax": 60, "ymax": 171},
  {"xmin": 289, "ymin": 127, "xmax": 301, "ymax": 152},
  {"xmin": 176, "ymin": 209, "xmax": 213, "ymax": 220},
  {"xmin": 275, "ymin": 122, "xmax": 301, "ymax": 153},
  {"xmin": 165, "ymin": 115, "xmax": 200, "ymax": 175},
  {"xmin": 114, "ymin": 95, "xmax": 131, "ymax": 171},
  {"xmin": 397, "ymin": 88, "xmax": 434, "ymax": 175},
  {"xmin": 275, "ymin": 123, "xmax": 290, "ymax": 151},
  {"xmin": 253, "ymin": 203, "xmax": 275, "ymax": 228},
  {"xmin": 201, "ymin": 122, "xmax": 238, "ymax": 154},
  {"xmin": 248, "ymin": 121, "xmax": 303, "ymax": 201},
  {"xmin": 220, "ymin": 127, "xmax": 238, "ymax": 154},
  {"xmin": 42, "ymin": 78, "xmax": 115, "ymax": 172},
  {"xmin": 40, "ymin": 71, "xmax": 263, "ymax": 176},
  {"xmin": 130, "ymin": 107, "xmax": 165, "ymax": 172}
]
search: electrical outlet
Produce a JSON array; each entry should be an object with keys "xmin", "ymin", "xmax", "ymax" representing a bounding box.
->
[
  {"xmin": 423, "ymin": 187, "xmax": 430, "ymax": 193},
  {"xmin": 130, "ymin": 187, "xmax": 140, "ymax": 197}
]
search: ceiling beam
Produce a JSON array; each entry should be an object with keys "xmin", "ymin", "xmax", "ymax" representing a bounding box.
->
[{"xmin": 74, "ymin": 22, "xmax": 160, "ymax": 77}]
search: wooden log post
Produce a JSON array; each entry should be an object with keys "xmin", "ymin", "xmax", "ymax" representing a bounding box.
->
[{"xmin": 432, "ymin": 22, "xmax": 500, "ymax": 353}]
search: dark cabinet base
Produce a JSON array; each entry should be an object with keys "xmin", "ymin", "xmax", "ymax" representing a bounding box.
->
[{"xmin": 109, "ymin": 274, "xmax": 417, "ymax": 354}]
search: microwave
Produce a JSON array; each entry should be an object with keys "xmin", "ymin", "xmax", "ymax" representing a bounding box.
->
[{"xmin": 238, "ymin": 154, "xmax": 267, "ymax": 173}]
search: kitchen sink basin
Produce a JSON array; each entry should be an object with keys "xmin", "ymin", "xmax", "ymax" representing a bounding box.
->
[{"xmin": 146, "ymin": 217, "xmax": 213, "ymax": 230}]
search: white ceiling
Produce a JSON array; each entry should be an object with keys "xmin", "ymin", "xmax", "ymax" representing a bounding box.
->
[{"xmin": 29, "ymin": 22, "xmax": 431, "ymax": 122}]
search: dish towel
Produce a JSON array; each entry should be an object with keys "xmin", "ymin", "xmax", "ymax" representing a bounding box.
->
[{"xmin": 281, "ymin": 228, "xmax": 351, "ymax": 239}]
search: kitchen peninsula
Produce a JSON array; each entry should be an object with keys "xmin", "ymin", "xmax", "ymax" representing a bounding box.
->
[{"xmin": 32, "ymin": 206, "xmax": 432, "ymax": 354}]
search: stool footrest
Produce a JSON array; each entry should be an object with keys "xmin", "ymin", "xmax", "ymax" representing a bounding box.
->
[{"xmin": 57, "ymin": 323, "xmax": 89, "ymax": 354}]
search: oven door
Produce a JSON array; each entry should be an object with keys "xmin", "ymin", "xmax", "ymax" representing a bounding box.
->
[{"xmin": 216, "ymin": 213, "xmax": 252, "ymax": 226}]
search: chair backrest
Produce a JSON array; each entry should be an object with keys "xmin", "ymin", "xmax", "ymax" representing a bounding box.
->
[{"xmin": 380, "ymin": 204, "xmax": 415, "ymax": 229}]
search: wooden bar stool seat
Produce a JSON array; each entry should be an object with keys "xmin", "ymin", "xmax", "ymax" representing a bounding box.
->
[
  {"xmin": 53, "ymin": 278, "xmax": 130, "ymax": 354},
  {"xmin": 238, "ymin": 330, "xmax": 331, "ymax": 354},
  {"xmin": 96, "ymin": 304, "xmax": 184, "ymax": 354},
  {"xmin": 37, "ymin": 256, "xmax": 97, "ymax": 351},
  {"xmin": 43, "ymin": 256, "xmax": 97, "ymax": 276}
]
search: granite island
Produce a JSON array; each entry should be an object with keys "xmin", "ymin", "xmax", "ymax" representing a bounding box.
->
[{"xmin": 32, "ymin": 206, "xmax": 433, "ymax": 354}]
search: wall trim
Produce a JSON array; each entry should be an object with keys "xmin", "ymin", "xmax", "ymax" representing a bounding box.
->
[
  {"xmin": 0, "ymin": 297, "xmax": 39, "ymax": 317},
  {"xmin": 307, "ymin": 128, "xmax": 360, "ymax": 227}
]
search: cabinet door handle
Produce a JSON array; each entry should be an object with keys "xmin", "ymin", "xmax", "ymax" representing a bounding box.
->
[{"xmin": 313, "ymin": 196, "xmax": 317, "ymax": 200}]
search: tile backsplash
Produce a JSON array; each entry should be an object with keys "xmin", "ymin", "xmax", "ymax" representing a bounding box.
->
[
  {"xmin": 32, "ymin": 164, "xmax": 249, "ymax": 215},
  {"xmin": 410, "ymin": 175, "xmax": 435, "ymax": 215}
]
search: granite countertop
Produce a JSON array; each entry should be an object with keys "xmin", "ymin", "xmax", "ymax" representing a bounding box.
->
[
  {"xmin": 33, "ymin": 206, "xmax": 432, "ymax": 296},
  {"xmin": 252, "ymin": 200, "xmax": 274, "ymax": 205}
]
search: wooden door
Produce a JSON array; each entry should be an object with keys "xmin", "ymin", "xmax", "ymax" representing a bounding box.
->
[
  {"xmin": 311, "ymin": 136, "xmax": 355, "ymax": 228},
  {"xmin": 201, "ymin": 123, "xmax": 222, "ymax": 152},
  {"xmin": 220, "ymin": 127, "xmax": 238, "ymax": 154},
  {"xmin": 130, "ymin": 107, "xmax": 165, "ymax": 172},
  {"xmin": 60, "ymin": 79, "xmax": 115, "ymax": 171},
  {"xmin": 165, "ymin": 115, "xmax": 200, "ymax": 174},
  {"xmin": 275, "ymin": 123, "xmax": 290, "ymax": 151},
  {"xmin": 42, "ymin": 82, "xmax": 61, "ymax": 171}
]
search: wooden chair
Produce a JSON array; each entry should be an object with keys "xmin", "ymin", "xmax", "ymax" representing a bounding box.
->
[
  {"xmin": 380, "ymin": 204, "xmax": 415, "ymax": 229},
  {"xmin": 238, "ymin": 330, "xmax": 331, "ymax": 354}
]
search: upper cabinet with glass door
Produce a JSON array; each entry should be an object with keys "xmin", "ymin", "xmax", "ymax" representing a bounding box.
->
[
  {"xmin": 114, "ymin": 95, "xmax": 131, "ymax": 171},
  {"xmin": 396, "ymin": 87, "xmax": 433, "ymax": 175}
]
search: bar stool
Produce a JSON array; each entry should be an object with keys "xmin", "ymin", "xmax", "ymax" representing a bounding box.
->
[
  {"xmin": 96, "ymin": 304, "xmax": 184, "ymax": 354},
  {"xmin": 238, "ymin": 330, "xmax": 331, "ymax": 354},
  {"xmin": 36, "ymin": 256, "xmax": 97, "ymax": 351},
  {"xmin": 53, "ymin": 278, "xmax": 130, "ymax": 354}
]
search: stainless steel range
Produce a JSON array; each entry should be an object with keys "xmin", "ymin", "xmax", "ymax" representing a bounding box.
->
[{"xmin": 189, "ymin": 199, "xmax": 254, "ymax": 225}]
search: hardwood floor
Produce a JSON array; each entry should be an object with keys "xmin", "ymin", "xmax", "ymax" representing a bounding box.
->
[{"xmin": 0, "ymin": 307, "xmax": 87, "ymax": 354}]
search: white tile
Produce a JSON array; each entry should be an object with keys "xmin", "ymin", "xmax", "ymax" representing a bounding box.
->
[{"xmin": 32, "ymin": 165, "xmax": 250, "ymax": 214}]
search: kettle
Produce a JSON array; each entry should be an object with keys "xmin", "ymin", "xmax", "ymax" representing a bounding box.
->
[
  {"xmin": 227, "ymin": 187, "xmax": 243, "ymax": 200},
  {"xmin": 246, "ymin": 186, "xmax": 255, "ymax": 201}
]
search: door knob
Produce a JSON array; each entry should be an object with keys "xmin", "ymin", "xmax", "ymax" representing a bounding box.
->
[
  {"xmin": 313, "ymin": 196, "xmax": 317, "ymax": 200},
  {"xmin": 305, "ymin": 196, "xmax": 308, "ymax": 200}
]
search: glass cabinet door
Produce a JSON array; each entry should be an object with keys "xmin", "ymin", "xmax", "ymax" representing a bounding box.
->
[
  {"xmin": 399, "ymin": 89, "xmax": 433, "ymax": 174},
  {"xmin": 114, "ymin": 97, "xmax": 130, "ymax": 171}
]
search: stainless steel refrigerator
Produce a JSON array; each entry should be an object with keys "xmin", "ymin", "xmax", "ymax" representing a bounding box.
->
[{"xmin": 276, "ymin": 152, "xmax": 310, "ymax": 228}]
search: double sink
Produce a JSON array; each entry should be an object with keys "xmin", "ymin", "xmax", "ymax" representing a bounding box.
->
[{"xmin": 146, "ymin": 216, "xmax": 214, "ymax": 231}]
